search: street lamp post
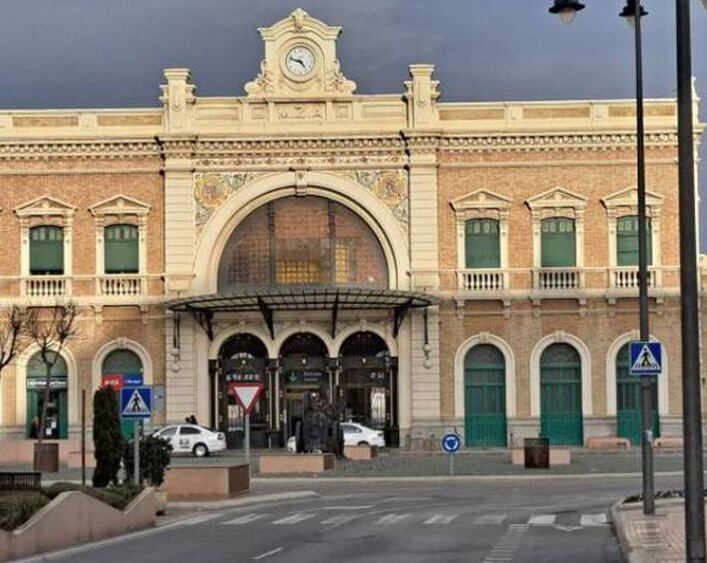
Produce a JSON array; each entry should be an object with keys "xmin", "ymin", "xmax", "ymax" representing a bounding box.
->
[{"xmin": 548, "ymin": 0, "xmax": 706, "ymax": 559}]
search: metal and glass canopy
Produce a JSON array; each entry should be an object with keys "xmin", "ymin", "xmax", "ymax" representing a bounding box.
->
[{"xmin": 165, "ymin": 285, "xmax": 437, "ymax": 340}]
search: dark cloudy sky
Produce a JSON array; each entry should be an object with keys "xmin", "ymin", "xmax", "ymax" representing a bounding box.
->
[{"xmin": 1, "ymin": 0, "xmax": 706, "ymax": 244}]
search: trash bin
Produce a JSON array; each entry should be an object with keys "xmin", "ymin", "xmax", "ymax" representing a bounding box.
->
[{"xmin": 524, "ymin": 437, "xmax": 549, "ymax": 469}]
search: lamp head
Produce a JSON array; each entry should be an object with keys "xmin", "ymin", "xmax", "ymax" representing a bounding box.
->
[
  {"xmin": 620, "ymin": 0, "xmax": 649, "ymax": 28},
  {"xmin": 549, "ymin": 0, "xmax": 586, "ymax": 25}
]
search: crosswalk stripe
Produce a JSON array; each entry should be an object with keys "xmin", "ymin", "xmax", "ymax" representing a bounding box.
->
[
  {"xmin": 474, "ymin": 514, "xmax": 507, "ymax": 525},
  {"xmin": 221, "ymin": 513, "xmax": 267, "ymax": 525},
  {"xmin": 273, "ymin": 513, "xmax": 316, "ymax": 525},
  {"xmin": 423, "ymin": 514, "xmax": 457, "ymax": 525},
  {"xmin": 376, "ymin": 513, "xmax": 410, "ymax": 525},
  {"xmin": 580, "ymin": 513, "xmax": 608, "ymax": 526},
  {"xmin": 321, "ymin": 514, "xmax": 360, "ymax": 526},
  {"xmin": 527, "ymin": 514, "xmax": 556, "ymax": 525}
]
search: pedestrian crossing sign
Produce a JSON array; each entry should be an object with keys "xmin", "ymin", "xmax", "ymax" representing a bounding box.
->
[
  {"xmin": 120, "ymin": 386, "xmax": 152, "ymax": 419},
  {"xmin": 629, "ymin": 341, "xmax": 662, "ymax": 376}
]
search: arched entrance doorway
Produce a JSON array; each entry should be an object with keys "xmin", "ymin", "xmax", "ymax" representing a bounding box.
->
[
  {"xmin": 464, "ymin": 344, "xmax": 507, "ymax": 447},
  {"xmin": 218, "ymin": 334, "xmax": 269, "ymax": 448},
  {"xmin": 540, "ymin": 343, "xmax": 583, "ymax": 446},
  {"xmin": 26, "ymin": 352, "xmax": 68, "ymax": 439},
  {"xmin": 616, "ymin": 343, "xmax": 659, "ymax": 445},
  {"xmin": 339, "ymin": 332, "xmax": 397, "ymax": 443},
  {"xmin": 102, "ymin": 349, "xmax": 144, "ymax": 440},
  {"xmin": 279, "ymin": 333, "xmax": 329, "ymax": 441}
]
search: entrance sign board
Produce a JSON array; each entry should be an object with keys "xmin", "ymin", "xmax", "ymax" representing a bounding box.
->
[
  {"xmin": 101, "ymin": 374, "xmax": 123, "ymax": 390},
  {"xmin": 123, "ymin": 373, "xmax": 144, "ymax": 387},
  {"xmin": 231, "ymin": 383, "xmax": 264, "ymax": 414},
  {"xmin": 120, "ymin": 387, "xmax": 152, "ymax": 419},
  {"xmin": 630, "ymin": 341, "xmax": 662, "ymax": 376}
]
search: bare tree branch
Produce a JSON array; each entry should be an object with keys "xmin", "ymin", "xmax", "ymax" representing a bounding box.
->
[{"xmin": 0, "ymin": 306, "xmax": 26, "ymax": 380}]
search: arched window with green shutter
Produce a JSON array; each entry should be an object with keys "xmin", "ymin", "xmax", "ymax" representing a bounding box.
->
[
  {"xmin": 464, "ymin": 219, "xmax": 500, "ymax": 268},
  {"xmin": 617, "ymin": 216, "xmax": 652, "ymax": 266},
  {"xmin": 30, "ymin": 226, "xmax": 64, "ymax": 275},
  {"xmin": 464, "ymin": 344, "xmax": 507, "ymax": 447},
  {"xmin": 104, "ymin": 225, "xmax": 139, "ymax": 274},
  {"xmin": 102, "ymin": 349, "xmax": 144, "ymax": 439},
  {"xmin": 541, "ymin": 218, "xmax": 576, "ymax": 268},
  {"xmin": 540, "ymin": 343, "xmax": 583, "ymax": 446},
  {"xmin": 26, "ymin": 351, "xmax": 68, "ymax": 439}
]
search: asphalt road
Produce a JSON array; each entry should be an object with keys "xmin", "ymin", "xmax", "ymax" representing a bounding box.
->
[{"xmin": 15, "ymin": 475, "xmax": 686, "ymax": 563}]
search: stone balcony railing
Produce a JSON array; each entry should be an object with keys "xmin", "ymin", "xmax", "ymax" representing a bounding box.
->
[
  {"xmin": 609, "ymin": 266, "xmax": 659, "ymax": 289},
  {"xmin": 98, "ymin": 275, "xmax": 146, "ymax": 297},
  {"xmin": 22, "ymin": 276, "xmax": 68, "ymax": 298},
  {"xmin": 456, "ymin": 269, "xmax": 508, "ymax": 291},
  {"xmin": 533, "ymin": 268, "xmax": 584, "ymax": 291}
]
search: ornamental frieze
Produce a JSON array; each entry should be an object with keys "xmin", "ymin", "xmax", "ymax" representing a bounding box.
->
[
  {"xmin": 193, "ymin": 172, "xmax": 262, "ymax": 238},
  {"xmin": 342, "ymin": 169, "xmax": 408, "ymax": 228}
]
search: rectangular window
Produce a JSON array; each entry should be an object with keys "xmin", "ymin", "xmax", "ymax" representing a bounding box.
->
[
  {"xmin": 617, "ymin": 216, "xmax": 652, "ymax": 266},
  {"xmin": 464, "ymin": 219, "xmax": 501, "ymax": 268},
  {"xmin": 105, "ymin": 225, "xmax": 139, "ymax": 274},
  {"xmin": 541, "ymin": 218, "xmax": 576, "ymax": 268},
  {"xmin": 276, "ymin": 260, "xmax": 322, "ymax": 284},
  {"xmin": 29, "ymin": 226, "xmax": 64, "ymax": 275}
]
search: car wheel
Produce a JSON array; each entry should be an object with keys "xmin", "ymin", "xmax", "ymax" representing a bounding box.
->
[
  {"xmin": 193, "ymin": 443, "xmax": 209, "ymax": 457},
  {"xmin": 357, "ymin": 441, "xmax": 369, "ymax": 446}
]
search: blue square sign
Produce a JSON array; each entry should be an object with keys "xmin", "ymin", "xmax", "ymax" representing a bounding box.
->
[
  {"xmin": 629, "ymin": 341, "xmax": 662, "ymax": 376},
  {"xmin": 120, "ymin": 386, "xmax": 152, "ymax": 419}
]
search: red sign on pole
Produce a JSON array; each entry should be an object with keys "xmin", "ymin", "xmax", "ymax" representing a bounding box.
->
[{"xmin": 229, "ymin": 383, "xmax": 264, "ymax": 414}]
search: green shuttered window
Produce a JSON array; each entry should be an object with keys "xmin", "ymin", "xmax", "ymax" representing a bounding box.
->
[
  {"xmin": 541, "ymin": 218, "xmax": 576, "ymax": 268},
  {"xmin": 465, "ymin": 219, "xmax": 500, "ymax": 268},
  {"xmin": 617, "ymin": 216, "xmax": 652, "ymax": 266},
  {"xmin": 30, "ymin": 226, "xmax": 64, "ymax": 275},
  {"xmin": 105, "ymin": 225, "xmax": 139, "ymax": 274}
]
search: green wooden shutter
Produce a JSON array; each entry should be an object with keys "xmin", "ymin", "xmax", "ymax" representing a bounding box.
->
[
  {"xmin": 29, "ymin": 226, "xmax": 64, "ymax": 275},
  {"xmin": 617, "ymin": 216, "xmax": 652, "ymax": 266},
  {"xmin": 465, "ymin": 219, "xmax": 500, "ymax": 268},
  {"xmin": 102, "ymin": 350, "xmax": 143, "ymax": 440},
  {"xmin": 540, "ymin": 343, "xmax": 583, "ymax": 446},
  {"xmin": 104, "ymin": 225, "xmax": 139, "ymax": 274},
  {"xmin": 541, "ymin": 218, "xmax": 576, "ymax": 267},
  {"xmin": 464, "ymin": 344, "xmax": 507, "ymax": 447},
  {"xmin": 616, "ymin": 344, "xmax": 659, "ymax": 445}
]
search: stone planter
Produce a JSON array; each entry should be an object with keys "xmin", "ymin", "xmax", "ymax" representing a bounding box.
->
[
  {"xmin": 155, "ymin": 490, "xmax": 167, "ymax": 515},
  {"xmin": 33, "ymin": 443, "xmax": 59, "ymax": 473}
]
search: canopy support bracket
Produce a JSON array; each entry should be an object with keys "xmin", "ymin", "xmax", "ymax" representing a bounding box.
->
[
  {"xmin": 189, "ymin": 308, "xmax": 214, "ymax": 341},
  {"xmin": 393, "ymin": 299, "xmax": 414, "ymax": 338},
  {"xmin": 258, "ymin": 297, "xmax": 275, "ymax": 339},
  {"xmin": 331, "ymin": 295, "xmax": 340, "ymax": 338}
]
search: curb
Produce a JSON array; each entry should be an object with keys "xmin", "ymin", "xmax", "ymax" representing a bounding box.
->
[
  {"xmin": 609, "ymin": 497, "xmax": 636, "ymax": 563},
  {"xmin": 251, "ymin": 470, "xmax": 685, "ymax": 484},
  {"xmin": 167, "ymin": 490, "xmax": 319, "ymax": 510}
]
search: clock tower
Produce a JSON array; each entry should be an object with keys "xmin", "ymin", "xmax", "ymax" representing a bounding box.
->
[{"xmin": 244, "ymin": 8, "xmax": 357, "ymax": 98}]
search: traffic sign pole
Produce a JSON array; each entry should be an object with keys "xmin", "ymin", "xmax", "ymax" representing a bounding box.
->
[
  {"xmin": 134, "ymin": 419, "xmax": 140, "ymax": 485},
  {"xmin": 245, "ymin": 412, "xmax": 251, "ymax": 477}
]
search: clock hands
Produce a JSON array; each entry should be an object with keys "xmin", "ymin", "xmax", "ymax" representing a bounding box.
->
[{"xmin": 290, "ymin": 56, "xmax": 306, "ymax": 69}]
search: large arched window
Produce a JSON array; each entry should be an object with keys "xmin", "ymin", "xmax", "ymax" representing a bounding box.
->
[
  {"xmin": 102, "ymin": 349, "xmax": 144, "ymax": 439},
  {"xmin": 217, "ymin": 196, "xmax": 388, "ymax": 291},
  {"xmin": 540, "ymin": 343, "xmax": 582, "ymax": 445},
  {"xmin": 26, "ymin": 352, "xmax": 68, "ymax": 439},
  {"xmin": 464, "ymin": 344, "xmax": 506, "ymax": 447},
  {"xmin": 616, "ymin": 343, "xmax": 659, "ymax": 445}
]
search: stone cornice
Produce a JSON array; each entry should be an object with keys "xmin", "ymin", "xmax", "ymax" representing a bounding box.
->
[{"xmin": 0, "ymin": 139, "xmax": 161, "ymax": 161}]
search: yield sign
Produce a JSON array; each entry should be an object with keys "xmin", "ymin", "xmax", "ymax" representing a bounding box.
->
[{"xmin": 231, "ymin": 383, "xmax": 264, "ymax": 414}]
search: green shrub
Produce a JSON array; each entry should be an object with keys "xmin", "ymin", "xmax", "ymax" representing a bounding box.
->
[
  {"xmin": 0, "ymin": 492, "xmax": 49, "ymax": 531},
  {"xmin": 123, "ymin": 434, "xmax": 172, "ymax": 487},
  {"xmin": 44, "ymin": 482, "xmax": 143, "ymax": 511},
  {"xmin": 92, "ymin": 386, "xmax": 124, "ymax": 487}
]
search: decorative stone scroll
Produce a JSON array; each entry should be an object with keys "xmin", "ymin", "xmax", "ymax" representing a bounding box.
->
[
  {"xmin": 193, "ymin": 172, "xmax": 261, "ymax": 237},
  {"xmin": 343, "ymin": 169, "xmax": 409, "ymax": 228}
]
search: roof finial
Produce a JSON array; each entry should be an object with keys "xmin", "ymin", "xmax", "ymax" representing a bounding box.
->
[{"xmin": 291, "ymin": 8, "xmax": 308, "ymax": 31}]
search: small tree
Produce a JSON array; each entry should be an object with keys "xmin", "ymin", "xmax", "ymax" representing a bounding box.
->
[
  {"xmin": 25, "ymin": 302, "xmax": 78, "ymax": 445},
  {"xmin": 123, "ymin": 435, "xmax": 172, "ymax": 487},
  {"xmin": 92, "ymin": 386, "xmax": 124, "ymax": 487},
  {"xmin": 0, "ymin": 306, "xmax": 26, "ymax": 383}
]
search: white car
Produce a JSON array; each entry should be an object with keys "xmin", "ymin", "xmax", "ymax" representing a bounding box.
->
[
  {"xmin": 341, "ymin": 422, "xmax": 385, "ymax": 447},
  {"xmin": 153, "ymin": 424, "xmax": 227, "ymax": 457},
  {"xmin": 285, "ymin": 422, "xmax": 386, "ymax": 452}
]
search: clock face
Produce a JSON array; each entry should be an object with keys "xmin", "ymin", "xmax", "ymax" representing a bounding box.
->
[{"xmin": 285, "ymin": 46, "xmax": 316, "ymax": 77}]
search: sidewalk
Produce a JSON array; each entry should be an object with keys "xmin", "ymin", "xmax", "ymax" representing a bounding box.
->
[
  {"xmin": 0, "ymin": 448, "xmax": 697, "ymax": 482},
  {"xmin": 611, "ymin": 499, "xmax": 698, "ymax": 562}
]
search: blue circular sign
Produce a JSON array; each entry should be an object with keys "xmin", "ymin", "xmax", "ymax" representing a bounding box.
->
[{"xmin": 441, "ymin": 433, "xmax": 461, "ymax": 454}]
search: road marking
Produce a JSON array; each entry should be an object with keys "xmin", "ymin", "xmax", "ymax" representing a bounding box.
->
[
  {"xmin": 376, "ymin": 513, "xmax": 410, "ymax": 525},
  {"xmin": 321, "ymin": 514, "xmax": 361, "ymax": 526},
  {"xmin": 253, "ymin": 547, "xmax": 284, "ymax": 560},
  {"xmin": 423, "ymin": 514, "xmax": 457, "ymax": 525},
  {"xmin": 272, "ymin": 513, "xmax": 316, "ymax": 525},
  {"xmin": 580, "ymin": 513, "xmax": 608, "ymax": 527},
  {"xmin": 222, "ymin": 513, "xmax": 268, "ymax": 525},
  {"xmin": 319, "ymin": 505, "xmax": 374, "ymax": 511},
  {"xmin": 174, "ymin": 513, "xmax": 224, "ymax": 526},
  {"xmin": 527, "ymin": 514, "xmax": 556, "ymax": 525},
  {"xmin": 482, "ymin": 525, "xmax": 529, "ymax": 563},
  {"xmin": 474, "ymin": 514, "xmax": 507, "ymax": 525}
]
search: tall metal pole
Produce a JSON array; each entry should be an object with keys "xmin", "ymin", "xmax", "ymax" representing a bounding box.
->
[
  {"xmin": 676, "ymin": 1, "xmax": 705, "ymax": 560},
  {"xmin": 632, "ymin": 0, "xmax": 655, "ymax": 516},
  {"xmin": 245, "ymin": 412, "xmax": 251, "ymax": 477},
  {"xmin": 81, "ymin": 389, "xmax": 86, "ymax": 486},
  {"xmin": 133, "ymin": 419, "xmax": 140, "ymax": 485}
]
